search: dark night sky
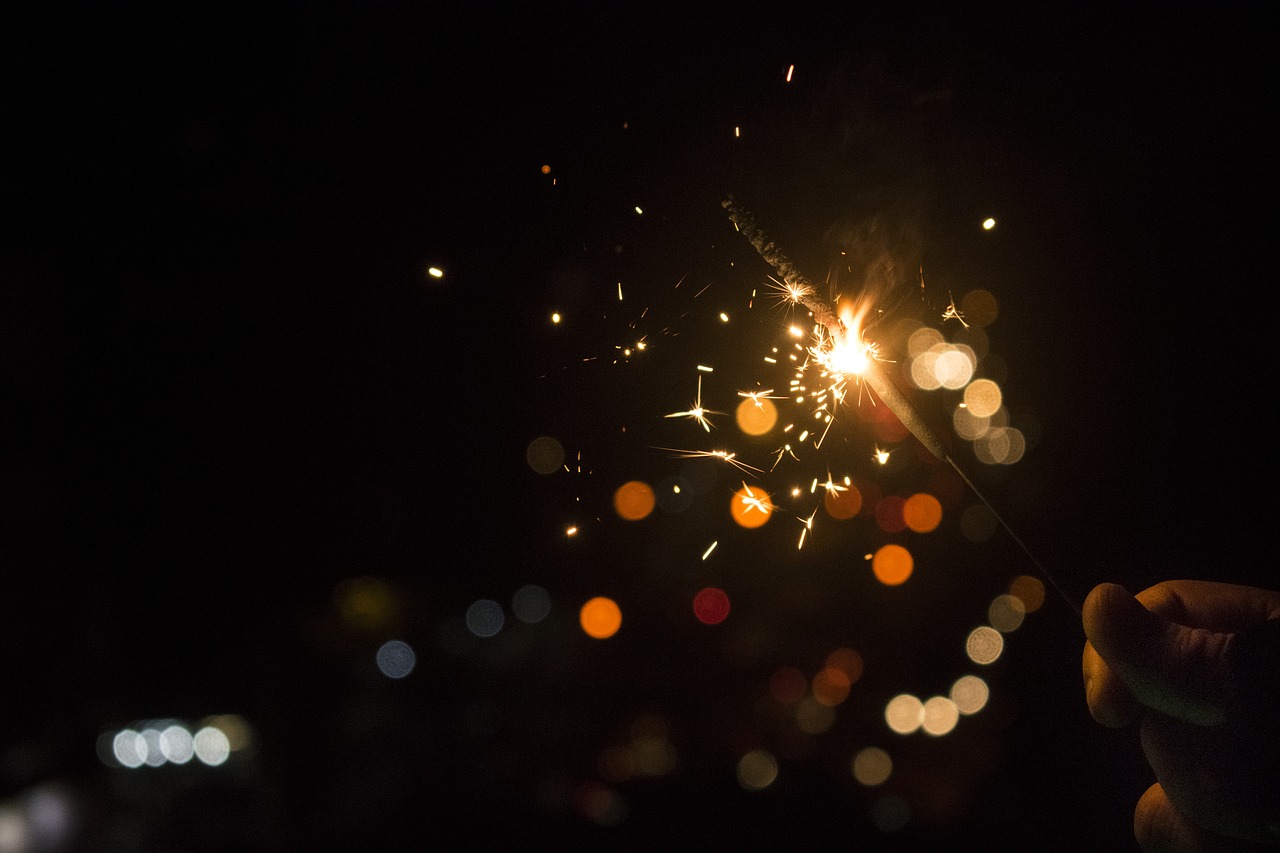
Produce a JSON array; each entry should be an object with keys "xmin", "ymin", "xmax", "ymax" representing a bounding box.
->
[{"xmin": 6, "ymin": 3, "xmax": 1276, "ymax": 851}]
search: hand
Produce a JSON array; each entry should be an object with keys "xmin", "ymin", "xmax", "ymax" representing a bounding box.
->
[{"xmin": 1082, "ymin": 580, "xmax": 1280, "ymax": 852}]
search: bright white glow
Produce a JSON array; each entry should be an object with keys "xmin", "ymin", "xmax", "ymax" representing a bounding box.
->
[
  {"xmin": 427, "ymin": 266, "xmax": 444, "ymax": 278},
  {"xmin": 193, "ymin": 727, "xmax": 231, "ymax": 766},
  {"xmin": 159, "ymin": 724, "xmax": 194, "ymax": 764},
  {"xmin": 112, "ymin": 730, "xmax": 145, "ymax": 769},
  {"xmin": 139, "ymin": 728, "xmax": 166, "ymax": 767}
]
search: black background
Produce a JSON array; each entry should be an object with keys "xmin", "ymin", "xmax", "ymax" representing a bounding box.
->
[{"xmin": 6, "ymin": 3, "xmax": 1275, "ymax": 850}]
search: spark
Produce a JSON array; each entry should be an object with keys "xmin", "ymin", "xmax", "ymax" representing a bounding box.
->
[
  {"xmin": 796, "ymin": 509, "xmax": 817, "ymax": 549},
  {"xmin": 738, "ymin": 388, "xmax": 786, "ymax": 408},
  {"xmin": 702, "ymin": 541, "xmax": 718, "ymax": 560},
  {"xmin": 665, "ymin": 374, "xmax": 720, "ymax": 431},
  {"xmin": 653, "ymin": 447, "xmax": 764, "ymax": 475},
  {"xmin": 874, "ymin": 447, "xmax": 891, "ymax": 465},
  {"xmin": 770, "ymin": 444, "xmax": 799, "ymax": 470},
  {"xmin": 766, "ymin": 274, "xmax": 814, "ymax": 308},
  {"xmin": 737, "ymin": 482, "xmax": 774, "ymax": 515},
  {"xmin": 818, "ymin": 472, "xmax": 848, "ymax": 496},
  {"xmin": 942, "ymin": 292, "xmax": 969, "ymax": 327}
]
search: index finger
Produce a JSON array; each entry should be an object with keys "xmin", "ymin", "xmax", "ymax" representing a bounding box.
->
[{"xmin": 1134, "ymin": 580, "xmax": 1280, "ymax": 632}]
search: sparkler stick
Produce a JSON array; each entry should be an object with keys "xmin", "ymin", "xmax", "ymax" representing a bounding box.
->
[{"xmin": 723, "ymin": 195, "xmax": 1082, "ymax": 615}]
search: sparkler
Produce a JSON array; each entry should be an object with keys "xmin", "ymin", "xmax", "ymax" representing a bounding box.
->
[{"xmin": 723, "ymin": 195, "xmax": 1082, "ymax": 615}]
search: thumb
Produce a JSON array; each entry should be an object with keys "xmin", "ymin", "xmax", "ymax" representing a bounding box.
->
[{"xmin": 1082, "ymin": 583, "xmax": 1230, "ymax": 726}]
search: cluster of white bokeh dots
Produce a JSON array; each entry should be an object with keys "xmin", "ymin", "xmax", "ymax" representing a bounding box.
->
[{"xmin": 98, "ymin": 714, "xmax": 252, "ymax": 770}]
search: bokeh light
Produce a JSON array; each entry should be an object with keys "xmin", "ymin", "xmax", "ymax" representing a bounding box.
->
[
  {"xmin": 193, "ymin": 726, "xmax": 231, "ymax": 766},
  {"xmin": 768, "ymin": 666, "xmax": 808, "ymax": 705},
  {"xmin": 965, "ymin": 626, "xmax": 1004, "ymax": 665},
  {"xmin": 952, "ymin": 404, "xmax": 991, "ymax": 441},
  {"xmin": 950, "ymin": 675, "xmax": 990, "ymax": 715},
  {"xmin": 811, "ymin": 667, "xmax": 852, "ymax": 707},
  {"xmin": 960, "ymin": 288, "xmax": 1000, "ymax": 327},
  {"xmin": 823, "ymin": 483, "xmax": 862, "ymax": 519},
  {"xmin": 580, "ymin": 596, "xmax": 622, "ymax": 639},
  {"xmin": 795, "ymin": 696, "xmax": 837, "ymax": 734},
  {"xmin": 885, "ymin": 694, "xmax": 924, "ymax": 735},
  {"xmin": 525, "ymin": 435, "xmax": 565, "ymax": 474},
  {"xmin": 963, "ymin": 378, "xmax": 1003, "ymax": 418},
  {"xmin": 613, "ymin": 480, "xmax": 656, "ymax": 521},
  {"xmin": 375, "ymin": 640, "xmax": 416, "ymax": 679},
  {"xmin": 874, "ymin": 495, "xmax": 906, "ymax": 533},
  {"xmin": 974, "ymin": 426, "xmax": 1026, "ymax": 465},
  {"xmin": 852, "ymin": 747, "xmax": 893, "ymax": 786},
  {"xmin": 730, "ymin": 484, "xmax": 773, "ymax": 528},
  {"xmin": 902, "ymin": 493, "xmax": 942, "ymax": 533},
  {"xmin": 921, "ymin": 696, "xmax": 960, "ymax": 736},
  {"xmin": 825, "ymin": 647, "xmax": 863, "ymax": 684},
  {"xmin": 737, "ymin": 749, "xmax": 779, "ymax": 791},
  {"xmin": 334, "ymin": 575, "xmax": 396, "ymax": 632},
  {"xmin": 988, "ymin": 594, "xmax": 1027, "ymax": 632},
  {"xmin": 735, "ymin": 396, "xmax": 777, "ymax": 436},
  {"xmin": 1009, "ymin": 575, "xmax": 1046, "ymax": 613},
  {"xmin": 465, "ymin": 599, "xmax": 505, "ymax": 638},
  {"xmin": 692, "ymin": 587, "xmax": 731, "ymax": 625},
  {"xmin": 512, "ymin": 584, "xmax": 552, "ymax": 623},
  {"xmin": 871, "ymin": 544, "xmax": 913, "ymax": 586}
]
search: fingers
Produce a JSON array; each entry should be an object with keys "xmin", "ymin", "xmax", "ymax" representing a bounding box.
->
[
  {"xmin": 1082, "ymin": 583, "xmax": 1231, "ymax": 725},
  {"xmin": 1083, "ymin": 634, "xmax": 1141, "ymax": 727},
  {"xmin": 1132, "ymin": 581, "xmax": 1280, "ymax": 633},
  {"xmin": 1134, "ymin": 782, "xmax": 1273, "ymax": 853},
  {"xmin": 1083, "ymin": 582, "xmax": 1142, "ymax": 726}
]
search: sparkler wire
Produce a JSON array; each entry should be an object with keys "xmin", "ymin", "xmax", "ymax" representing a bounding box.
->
[{"xmin": 724, "ymin": 195, "xmax": 1082, "ymax": 616}]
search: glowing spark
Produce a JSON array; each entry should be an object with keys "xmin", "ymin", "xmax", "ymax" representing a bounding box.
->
[
  {"xmin": 665, "ymin": 374, "xmax": 720, "ymax": 432},
  {"xmin": 702, "ymin": 541, "xmax": 718, "ymax": 560},
  {"xmin": 942, "ymin": 292, "xmax": 969, "ymax": 327},
  {"xmin": 767, "ymin": 275, "xmax": 814, "ymax": 308},
  {"xmin": 797, "ymin": 509, "xmax": 816, "ymax": 549},
  {"xmin": 819, "ymin": 472, "xmax": 848, "ymax": 496},
  {"xmin": 566, "ymin": 526, "xmax": 579, "ymax": 537},
  {"xmin": 785, "ymin": 64, "xmax": 795, "ymax": 83},
  {"xmin": 874, "ymin": 447, "xmax": 891, "ymax": 465},
  {"xmin": 427, "ymin": 266, "xmax": 444, "ymax": 279},
  {"xmin": 738, "ymin": 389, "xmax": 785, "ymax": 408},
  {"xmin": 737, "ymin": 483, "xmax": 774, "ymax": 515},
  {"xmin": 982, "ymin": 217, "xmax": 996, "ymax": 230},
  {"xmin": 653, "ymin": 447, "xmax": 763, "ymax": 475},
  {"xmin": 618, "ymin": 282, "xmax": 624, "ymax": 301},
  {"xmin": 770, "ymin": 444, "xmax": 798, "ymax": 470}
]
